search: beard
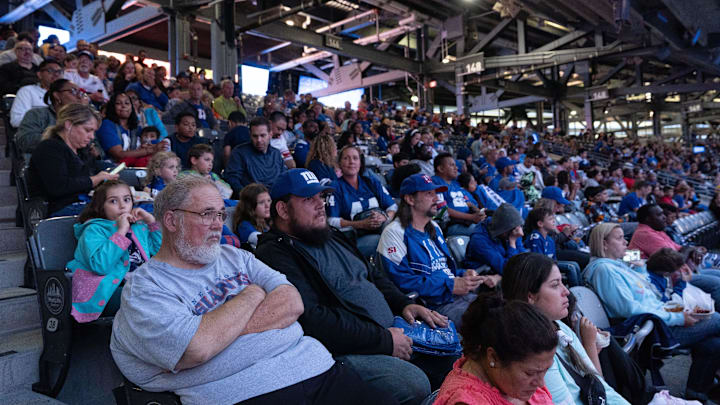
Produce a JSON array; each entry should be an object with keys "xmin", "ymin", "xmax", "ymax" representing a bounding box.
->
[
  {"xmin": 173, "ymin": 218, "xmax": 222, "ymax": 265},
  {"xmin": 288, "ymin": 206, "xmax": 332, "ymax": 246}
]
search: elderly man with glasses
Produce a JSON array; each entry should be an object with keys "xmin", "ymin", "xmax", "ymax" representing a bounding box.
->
[
  {"xmin": 110, "ymin": 175, "xmax": 389, "ymax": 405},
  {"xmin": 0, "ymin": 39, "xmax": 39, "ymax": 95}
]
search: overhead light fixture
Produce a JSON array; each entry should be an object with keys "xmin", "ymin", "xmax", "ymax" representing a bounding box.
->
[
  {"xmin": 410, "ymin": 95, "xmax": 419, "ymax": 103},
  {"xmin": 544, "ymin": 20, "xmax": 570, "ymax": 32},
  {"xmin": 428, "ymin": 80, "xmax": 437, "ymax": 88},
  {"xmin": 442, "ymin": 55, "xmax": 456, "ymax": 64},
  {"xmin": 285, "ymin": 19, "xmax": 295, "ymax": 26}
]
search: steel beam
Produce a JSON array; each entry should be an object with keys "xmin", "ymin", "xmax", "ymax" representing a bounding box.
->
[
  {"xmin": 517, "ymin": 19, "xmax": 526, "ymax": 54},
  {"xmin": 471, "ymin": 95, "xmax": 546, "ymax": 112},
  {"xmin": 610, "ymin": 82, "xmax": 720, "ymax": 97},
  {"xmin": 652, "ymin": 67, "xmax": 696, "ymax": 85},
  {"xmin": 533, "ymin": 30, "xmax": 591, "ymax": 52},
  {"xmin": 0, "ymin": 0, "xmax": 52, "ymax": 24},
  {"xmin": 360, "ymin": 0, "xmax": 443, "ymax": 27},
  {"xmin": 595, "ymin": 61, "xmax": 626, "ymax": 85},
  {"xmin": 303, "ymin": 63, "xmax": 330, "ymax": 81},
  {"xmin": 467, "ymin": 18, "xmax": 514, "ymax": 55},
  {"xmin": 482, "ymin": 79, "xmax": 556, "ymax": 98},
  {"xmin": 42, "ymin": 3, "xmax": 71, "ymax": 28},
  {"xmin": 311, "ymin": 69, "xmax": 407, "ymax": 97}
]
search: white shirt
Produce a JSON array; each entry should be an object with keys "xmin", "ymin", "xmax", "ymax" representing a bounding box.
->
[
  {"xmin": 516, "ymin": 162, "xmax": 545, "ymax": 190},
  {"xmin": 0, "ymin": 49, "xmax": 43, "ymax": 66},
  {"xmin": 270, "ymin": 135, "xmax": 293, "ymax": 161},
  {"xmin": 64, "ymin": 70, "xmax": 109, "ymax": 100},
  {"xmin": 10, "ymin": 84, "xmax": 46, "ymax": 127}
]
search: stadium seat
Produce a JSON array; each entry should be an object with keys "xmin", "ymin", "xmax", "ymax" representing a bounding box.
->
[
  {"xmin": 113, "ymin": 376, "xmax": 182, "ymax": 405},
  {"xmin": 118, "ymin": 167, "xmax": 148, "ymax": 190},
  {"xmin": 446, "ymin": 235, "xmax": 469, "ymax": 264}
]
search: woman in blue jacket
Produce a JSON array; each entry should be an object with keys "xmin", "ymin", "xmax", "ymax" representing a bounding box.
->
[
  {"xmin": 67, "ymin": 180, "xmax": 162, "ymax": 322},
  {"xmin": 464, "ymin": 203, "xmax": 526, "ymax": 275},
  {"xmin": 327, "ymin": 145, "xmax": 397, "ymax": 257},
  {"xmin": 584, "ymin": 223, "xmax": 720, "ymax": 402}
]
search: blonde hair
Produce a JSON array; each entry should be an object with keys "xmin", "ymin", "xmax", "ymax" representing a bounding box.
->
[
  {"xmin": 145, "ymin": 151, "xmax": 180, "ymax": 185},
  {"xmin": 306, "ymin": 134, "xmax": 337, "ymax": 168},
  {"xmin": 589, "ymin": 223, "xmax": 622, "ymax": 258},
  {"xmin": 41, "ymin": 103, "xmax": 101, "ymax": 141}
]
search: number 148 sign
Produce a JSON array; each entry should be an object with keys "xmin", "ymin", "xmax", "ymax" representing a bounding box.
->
[{"xmin": 458, "ymin": 54, "xmax": 484, "ymax": 76}]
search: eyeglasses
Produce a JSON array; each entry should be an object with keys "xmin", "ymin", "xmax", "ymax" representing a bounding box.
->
[
  {"xmin": 42, "ymin": 68, "xmax": 63, "ymax": 75},
  {"xmin": 59, "ymin": 87, "xmax": 85, "ymax": 97},
  {"xmin": 173, "ymin": 209, "xmax": 227, "ymax": 225}
]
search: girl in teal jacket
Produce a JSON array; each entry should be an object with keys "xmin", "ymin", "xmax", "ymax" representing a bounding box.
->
[{"xmin": 67, "ymin": 180, "xmax": 162, "ymax": 322}]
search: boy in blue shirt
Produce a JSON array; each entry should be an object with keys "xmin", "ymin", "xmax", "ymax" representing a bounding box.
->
[{"xmin": 524, "ymin": 207, "xmax": 583, "ymax": 286}]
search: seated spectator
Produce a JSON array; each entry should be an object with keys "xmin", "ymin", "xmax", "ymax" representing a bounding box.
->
[
  {"xmin": 306, "ymin": 134, "xmax": 338, "ymax": 183},
  {"xmin": 456, "ymin": 172, "xmax": 481, "ymax": 207},
  {"xmin": 126, "ymin": 89, "xmax": 168, "ymax": 140},
  {"xmin": 125, "ymin": 65, "xmax": 168, "ymax": 111},
  {"xmin": 68, "ymin": 180, "xmax": 161, "ymax": 322},
  {"xmin": 432, "ymin": 153, "xmax": 486, "ymax": 236},
  {"xmin": 212, "ymin": 78, "xmax": 245, "ymax": 120},
  {"xmin": 0, "ymin": 31, "xmax": 43, "ymax": 66},
  {"xmin": 541, "ymin": 186, "xmax": 572, "ymax": 213},
  {"xmin": 168, "ymin": 112, "xmax": 208, "ymax": 169},
  {"xmin": 110, "ymin": 175, "xmax": 387, "ymax": 405},
  {"xmin": 96, "ymin": 92, "xmax": 157, "ymax": 165},
  {"xmin": 497, "ymin": 177, "xmax": 527, "ymax": 218},
  {"xmin": 673, "ymin": 182, "xmax": 694, "ymax": 213},
  {"xmin": 29, "ymin": 103, "xmax": 118, "ymax": 216},
  {"xmin": 46, "ymin": 43, "xmax": 66, "ymax": 65},
  {"xmin": 225, "ymin": 117, "xmax": 287, "ymax": 191},
  {"xmin": 479, "ymin": 148, "xmax": 499, "ymax": 185},
  {"xmin": 143, "ymin": 151, "xmax": 180, "ymax": 197},
  {"xmin": 660, "ymin": 185, "xmax": 676, "ymax": 206},
  {"xmin": 63, "ymin": 51, "xmax": 108, "ymax": 104},
  {"xmin": 583, "ymin": 186, "xmax": 618, "ymax": 223},
  {"xmin": 113, "ymin": 61, "xmax": 137, "ymax": 95},
  {"xmin": 255, "ymin": 169, "xmax": 454, "ymax": 404},
  {"xmin": 584, "ymin": 223, "xmax": 720, "ymax": 402},
  {"xmin": 385, "ymin": 152, "xmax": 410, "ymax": 197},
  {"xmin": 502, "ymin": 253, "xmax": 633, "ymax": 405},
  {"xmin": 617, "ymin": 180, "xmax": 651, "ymax": 217},
  {"xmin": 63, "ymin": 53, "xmax": 78, "ymax": 72},
  {"xmin": 0, "ymin": 39, "xmax": 38, "ymax": 95},
  {"xmin": 628, "ymin": 204, "xmax": 679, "ymax": 259},
  {"xmin": 178, "ymin": 144, "xmax": 232, "ymax": 199},
  {"xmin": 410, "ymin": 143, "xmax": 435, "ymax": 177},
  {"xmin": 92, "ymin": 58, "xmax": 112, "ymax": 95},
  {"xmin": 222, "ymin": 110, "xmax": 249, "ymax": 165},
  {"xmin": 327, "ymin": 145, "xmax": 397, "ymax": 257},
  {"xmin": 231, "ymin": 183, "xmax": 271, "ymax": 249},
  {"xmin": 269, "ymin": 111, "xmax": 296, "ymax": 169},
  {"xmin": 163, "ymin": 80, "xmax": 217, "ymax": 129},
  {"xmin": 524, "ymin": 208, "xmax": 582, "ymax": 287},
  {"xmin": 465, "ymin": 203, "xmax": 526, "ymax": 276},
  {"xmin": 488, "ymin": 157, "xmax": 516, "ymax": 192},
  {"xmin": 378, "ymin": 173, "xmax": 490, "ymax": 327},
  {"xmin": 9, "ymin": 59, "xmax": 62, "ymax": 127},
  {"xmin": 16, "ymin": 78, "xmax": 88, "ymax": 153},
  {"xmin": 434, "ymin": 294, "xmax": 556, "ymax": 405},
  {"xmin": 646, "ymin": 248, "xmax": 693, "ymax": 303},
  {"xmin": 515, "ymin": 150, "xmax": 545, "ymax": 190}
]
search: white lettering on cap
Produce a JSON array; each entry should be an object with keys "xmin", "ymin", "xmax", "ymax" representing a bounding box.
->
[{"xmin": 300, "ymin": 171, "xmax": 320, "ymax": 184}]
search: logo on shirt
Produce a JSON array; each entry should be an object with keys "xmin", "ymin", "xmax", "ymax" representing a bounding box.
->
[
  {"xmin": 387, "ymin": 246, "xmax": 397, "ymax": 254},
  {"xmin": 191, "ymin": 272, "xmax": 251, "ymax": 315}
]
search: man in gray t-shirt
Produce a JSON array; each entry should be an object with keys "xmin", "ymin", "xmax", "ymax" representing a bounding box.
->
[{"xmin": 110, "ymin": 175, "xmax": 394, "ymax": 405}]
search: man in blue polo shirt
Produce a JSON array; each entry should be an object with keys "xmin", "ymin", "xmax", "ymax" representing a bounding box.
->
[
  {"xmin": 431, "ymin": 153, "xmax": 486, "ymax": 236},
  {"xmin": 618, "ymin": 180, "xmax": 651, "ymax": 218},
  {"xmin": 378, "ymin": 173, "xmax": 485, "ymax": 328},
  {"xmin": 224, "ymin": 117, "xmax": 287, "ymax": 192}
]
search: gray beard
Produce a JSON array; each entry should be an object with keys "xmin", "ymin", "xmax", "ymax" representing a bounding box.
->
[{"xmin": 173, "ymin": 220, "xmax": 222, "ymax": 265}]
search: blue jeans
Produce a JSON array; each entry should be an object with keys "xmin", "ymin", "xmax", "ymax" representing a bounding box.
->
[
  {"xmin": 670, "ymin": 312, "xmax": 720, "ymax": 395},
  {"xmin": 357, "ymin": 234, "xmax": 381, "ymax": 258},
  {"xmin": 446, "ymin": 223, "xmax": 475, "ymax": 237},
  {"xmin": 335, "ymin": 354, "xmax": 430, "ymax": 405},
  {"xmin": 431, "ymin": 293, "xmax": 477, "ymax": 329},
  {"xmin": 690, "ymin": 268, "xmax": 720, "ymax": 312},
  {"xmin": 557, "ymin": 260, "xmax": 582, "ymax": 287},
  {"xmin": 49, "ymin": 201, "xmax": 87, "ymax": 217}
]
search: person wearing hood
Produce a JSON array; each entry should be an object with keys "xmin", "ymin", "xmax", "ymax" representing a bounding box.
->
[
  {"xmin": 584, "ymin": 223, "xmax": 720, "ymax": 403},
  {"xmin": 497, "ymin": 177, "xmax": 528, "ymax": 219},
  {"xmin": 67, "ymin": 180, "xmax": 162, "ymax": 322},
  {"xmin": 464, "ymin": 203, "xmax": 526, "ymax": 279}
]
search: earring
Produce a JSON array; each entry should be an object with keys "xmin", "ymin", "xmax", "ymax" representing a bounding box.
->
[{"xmin": 489, "ymin": 361, "xmax": 495, "ymax": 368}]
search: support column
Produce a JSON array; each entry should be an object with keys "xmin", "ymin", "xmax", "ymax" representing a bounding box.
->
[
  {"xmin": 680, "ymin": 95, "xmax": 690, "ymax": 145},
  {"xmin": 211, "ymin": 1, "xmax": 238, "ymax": 83},
  {"xmin": 454, "ymin": 37, "xmax": 465, "ymax": 115},
  {"xmin": 517, "ymin": 19, "xmax": 526, "ymax": 54},
  {"xmin": 536, "ymin": 101, "xmax": 544, "ymax": 130},
  {"xmin": 551, "ymin": 67, "xmax": 567, "ymax": 133},
  {"xmin": 169, "ymin": 14, "xmax": 192, "ymax": 76}
]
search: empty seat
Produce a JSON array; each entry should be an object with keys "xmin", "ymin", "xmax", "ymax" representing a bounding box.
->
[{"xmin": 446, "ymin": 235, "xmax": 470, "ymax": 264}]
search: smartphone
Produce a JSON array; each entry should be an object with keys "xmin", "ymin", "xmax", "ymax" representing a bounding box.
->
[
  {"xmin": 109, "ymin": 162, "xmax": 126, "ymax": 175},
  {"xmin": 623, "ymin": 249, "xmax": 641, "ymax": 262}
]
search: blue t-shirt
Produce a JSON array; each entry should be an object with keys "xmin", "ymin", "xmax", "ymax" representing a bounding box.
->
[
  {"xmin": 526, "ymin": 230, "xmax": 556, "ymax": 260},
  {"xmin": 189, "ymin": 102, "xmax": 210, "ymax": 128},
  {"xmin": 223, "ymin": 125, "xmax": 250, "ymax": 150},
  {"xmin": 432, "ymin": 176, "xmax": 470, "ymax": 214},
  {"xmin": 307, "ymin": 159, "xmax": 336, "ymax": 183},
  {"xmin": 96, "ymin": 119, "xmax": 134, "ymax": 154},
  {"xmin": 169, "ymin": 133, "xmax": 208, "ymax": 169},
  {"xmin": 328, "ymin": 175, "xmax": 396, "ymax": 221},
  {"xmin": 618, "ymin": 192, "xmax": 644, "ymax": 216}
]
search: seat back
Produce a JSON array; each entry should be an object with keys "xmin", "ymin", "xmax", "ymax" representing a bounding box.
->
[
  {"xmin": 31, "ymin": 216, "xmax": 79, "ymax": 271},
  {"xmin": 569, "ymin": 286, "xmax": 611, "ymax": 329},
  {"xmin": 446, "ymin": 235, "xmax": 470, "ymax": 264},
  {"xmin": 119, "ymin": 167, "xmax": 148, "ymax": 190},
  {"xmin": 224, "ymin": 205, "xmax": 236, "ymax": 229},
  {"xmin": 555, "ymin": 214, "xmax": 570, "ymax": 226}
]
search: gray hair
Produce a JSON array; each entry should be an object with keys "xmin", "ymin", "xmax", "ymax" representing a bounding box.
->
[
  {"xmin": 154, "ymin": 174, "xmax": 217, "ymax": 230},
  {"xmin": 588, "ymin": 223, "xmax": 622, "ymax": 258}
]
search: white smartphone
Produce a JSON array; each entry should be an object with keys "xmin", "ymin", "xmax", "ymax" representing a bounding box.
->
[{"xmin": 109, "ymin": 162, "xmax": 126, "ymax": 175}]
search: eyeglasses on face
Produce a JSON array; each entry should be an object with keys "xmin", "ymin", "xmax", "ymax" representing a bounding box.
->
[
  {"xmin": 173, "ymin": 209, "xmax": 227, "ymax": 225},
  {"xmin": 59, "ymin": 87, "xmax": 85, "ymax": 97}
]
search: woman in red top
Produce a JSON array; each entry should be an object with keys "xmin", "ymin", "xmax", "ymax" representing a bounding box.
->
[{"xmin": 434, "ymin": 294, "xmax": 556, "ymax": 405}]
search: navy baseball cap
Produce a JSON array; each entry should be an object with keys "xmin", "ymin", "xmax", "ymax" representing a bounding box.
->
[
  {"xmin": 495, "ymin": 157, "xmax": 518, "ymax": 171},
  {"xmin": 400, "ymin": 173, "xmax": 447, "ymax": 196},
  {"xmin": 541, "ymin": 186, "xmax": 571, "ymax": 205},
  {"xmin": 77, "ymin": 50, "xmax": 94, "ymax": 60},
  {"xmin": 270, "ymin": 169, "xmax": 335, "ymax": 200}
]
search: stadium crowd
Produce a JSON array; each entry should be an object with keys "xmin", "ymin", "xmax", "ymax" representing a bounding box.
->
[{"xmin": 5, "ymin": 27, "xmax": 720, "ymax": 405}]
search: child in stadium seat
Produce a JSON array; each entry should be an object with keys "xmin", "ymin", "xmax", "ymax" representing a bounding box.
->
[
  {"xmin": 178, "ymin": 144, "xmax": 233, "ymax": 199},
  {"xmin": 231, "ymin": 183, "xmax": 271, "ymax": 250},
  {"xmin": 67, "ymin": 180, "xmax": 161, "ymax": 322},
  {"xmin": 143, "ymin": 151, "xmax": 180, "ymax": 198}
]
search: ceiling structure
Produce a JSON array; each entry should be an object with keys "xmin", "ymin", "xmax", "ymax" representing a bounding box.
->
[{"xmin": 5, "ymin": 0, "xmax": 720, "ymax": 137}]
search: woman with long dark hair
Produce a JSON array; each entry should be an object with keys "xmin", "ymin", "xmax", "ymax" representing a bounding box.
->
[{"xmin": 96, "ymin": 92, "xmax": 156, "ymax": 164}]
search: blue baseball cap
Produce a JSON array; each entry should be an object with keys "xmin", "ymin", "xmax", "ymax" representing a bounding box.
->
[
  {"xmin": 495, "ymin": 157, "xmax": 518, "ymax": 171},
  {"xmin": 270, "ymin": 169, "xmax": 335, "ymax": 200},
  {"xmin": 541, "ymin": 186, "xmax": 571, "ymax": 205},
  {"xmin": 400, "ymin": 173, "xmax": 447, "ymax": 196}
]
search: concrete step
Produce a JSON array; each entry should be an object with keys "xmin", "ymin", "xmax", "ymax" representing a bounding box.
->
[
  {"xmin": 0, "ymin": 328, "xmax": 43, "ymax": 394},
  {"xmin": 0, "ymin": 287, "xmax": 40, "ymax": 336},
  {"xmin": 0, "ymin": 169, "xmax": 10, "ymax": 187},
  {"xmin": 0, "ymin": 203, "xmax": 17, "ymax": 222},
  {"xmin": 0, "ymin": 388, "xmax": 67, "ymax": 404},
  {"xmin": 0, "ymin": 225, "xmax": 26, "ymax": 254},
  {"xmin": 0, "ymin": 251, "xmax": 26, "ymax": 289},
  {"xmin": 0, "ymin": 185, "xmax": 17, "ymax": 205}
]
